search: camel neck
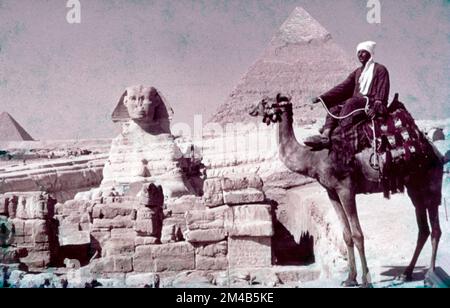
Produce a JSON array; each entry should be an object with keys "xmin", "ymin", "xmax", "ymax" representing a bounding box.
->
[{"xmin": 277, "ymin": 105, "xmax": 314, "ymax": 177}]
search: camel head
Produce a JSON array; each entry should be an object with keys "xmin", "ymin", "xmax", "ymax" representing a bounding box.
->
[{"xmin": 249, "ymin": 94, "xmax": 292, "ymax": 125}]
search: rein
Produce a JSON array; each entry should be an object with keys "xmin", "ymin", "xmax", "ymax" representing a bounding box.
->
[
  {"xmin": 318, "ymin": 97, "xmax": 370, "ymax": 120},
  {"xmin": 317, "ymin": 96, "xmax": 380, "ymax": 171}
]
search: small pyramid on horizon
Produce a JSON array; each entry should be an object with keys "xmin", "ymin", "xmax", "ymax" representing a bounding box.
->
[
  {"xmin": 210, "ymin": 7, "xmax": 356, "ymax": 125},
  {"xmin": 0, "ymin": 112, "xmax": 34, "ymax": 141}
]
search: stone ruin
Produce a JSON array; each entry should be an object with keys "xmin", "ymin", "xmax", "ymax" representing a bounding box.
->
[
  {"xmin": 0, "ymin": 192, "xmax": 57, "ymax": 269},
  {"xmin": 0, "ymin": 173, "xmax": 280, "ymax": 287},
  {"xmin": 1, "ymin": 85, "xmax": 311, "ymax": 288}
]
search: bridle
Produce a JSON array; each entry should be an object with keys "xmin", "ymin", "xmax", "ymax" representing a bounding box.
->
[{"xmin": 251, "ymin": 94, "xmax": 293, "ymax": 124}]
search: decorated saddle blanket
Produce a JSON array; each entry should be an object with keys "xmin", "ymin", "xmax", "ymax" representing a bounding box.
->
[{"xmin": 330, "ymin": 97, "xmax": 436, "ymax": 197}]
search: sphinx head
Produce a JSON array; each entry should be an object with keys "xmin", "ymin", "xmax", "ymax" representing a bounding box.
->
[
  {"xmin": 123, "ymin": 86, "xmax": 160, "ymax": 123},
  {"xmin": 113, "ymin": 85, "xmax": 174, "ymax": 134}
]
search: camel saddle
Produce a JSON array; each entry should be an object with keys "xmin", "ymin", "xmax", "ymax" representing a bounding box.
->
[{"xmin": 330, "ymin": 94, "xmax": 435, "ymax": 198}]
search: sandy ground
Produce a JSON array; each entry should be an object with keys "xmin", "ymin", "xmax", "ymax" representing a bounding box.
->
[{"xmin": 300, "ymin": 192, "xmax": 450, "ymax": 288}]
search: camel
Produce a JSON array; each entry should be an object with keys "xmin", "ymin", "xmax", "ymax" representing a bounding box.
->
[{"xmin": 249, "ymin": 95, "xmax": 446, "ymax": 288}]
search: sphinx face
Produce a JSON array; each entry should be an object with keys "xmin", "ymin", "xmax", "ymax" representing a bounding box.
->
[{"xmin": 123, "ymin": 86, "xmax": 158, "ymax": 122}]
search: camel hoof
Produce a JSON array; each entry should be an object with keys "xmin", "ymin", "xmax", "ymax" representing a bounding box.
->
[
  {"xmin": 360, "ymin": 283, "xmax": 374, "ymax": 289},
  {"xmin": 341, "ymin": 279, "xmax": 359, "ymax": 288}
]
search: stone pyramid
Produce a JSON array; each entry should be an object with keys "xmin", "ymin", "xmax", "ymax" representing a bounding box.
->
[
  {"xmin": 210, "ymin": 7, "xmax": 356, "ymax": 125},
  {"xmin": 0, "ymin": 112, "xmax": 34, "ymax": 141}
]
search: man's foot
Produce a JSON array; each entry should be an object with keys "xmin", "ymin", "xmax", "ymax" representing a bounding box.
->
[{"xmin": 304, "ymin": 135, "xmax": 330, "ymax": 150}]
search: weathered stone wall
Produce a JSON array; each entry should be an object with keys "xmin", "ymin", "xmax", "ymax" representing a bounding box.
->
[
  {"xmin": 0, "ymin": 192, "xmax": 58, "ymax": 270},
  {"xmin": 0, "ymin": 155, "xmax": 106, "ymax": 202},
  {"xmin": 52, "ymin": 175, "xmax": 275, "ymax": 277}
]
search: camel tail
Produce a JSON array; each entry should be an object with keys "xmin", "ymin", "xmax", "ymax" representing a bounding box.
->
[{"xmin": 445, "ymin": 150, "xmax": 450, "ymax": 165}]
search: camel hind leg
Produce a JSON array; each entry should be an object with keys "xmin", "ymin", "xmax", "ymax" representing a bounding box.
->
[
  {"xmin": 424, "ymin": 164, "xmax": 443, "ymax": 273},
  {"xmin": 428, "ymin": 205, "xmax": 441, "ymax": 272},
  {"xmin": 402, "ymin": 164, "xmax": 443, "ymax": 282},
  {"xmin": 398, "ymin": 201, "xmax": 430, "ymax": 282}
]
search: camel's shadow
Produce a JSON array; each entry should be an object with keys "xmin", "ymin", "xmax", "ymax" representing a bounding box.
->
[{"xmin": 380, "ymin": 266, "xmax": 428, "ymax": 282}]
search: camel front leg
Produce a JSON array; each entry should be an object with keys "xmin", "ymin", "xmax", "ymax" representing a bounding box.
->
[
  {"xmin": 327, "ymin": 190, "xmax": 358, "ymax": 287},
  {"xmin": 339, "ymin": 190, "xmax": 372, "ymax": 288}
]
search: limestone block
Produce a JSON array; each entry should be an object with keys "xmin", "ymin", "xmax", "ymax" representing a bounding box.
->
[
  {"xmin": 163, "ymin": 215, "xmax": 186, "ymax": 238},
  {"xmin": 59, "ymin": 229, "xmax": 91, "ymax": 247},
  {"xmin": 32, "ymin": 220, "xmax": 49, "ymax": 243},
  {"xmin": 221, "ymin": 175, "xmax": 263, "ymax": 192},
  {"xmin": 133, "ymin": 242, "xmax": 195, "ymax": 272},
  {"xmin": 185, "ymin": 206, "xmax": 230, "ymax": 231},
  {"xmin": 223, "ymin": 188, "xmax": 265, "ymax": 205},
  {"xmin": 132, "ymin": 252, "xmax": 156, "ymax": 273},
  {"xmin": 136, "ymin": 207, "xmax": 160, "ymax": 220},
  {"xmin": 0, "ymin": 195, "xmax": 6, "ymax": 215},
  {"xmin": 63, "ymin": 214, "xmax": 82, "ymax": 225},
  {"xmin": 3, "ymin": 193, "xmax": 54, "ymax": 220},
  {"xmin": 111, "ymin": 228, "xmax": 136, "ymax": 239},
  {"xmin": 202, "ymin": 178, "xmax": 224, "ymax": 208},
  {"xmin": 135, "ymin": 218, "xmax": 160, "ymax": 237},
  {"xmin": 160, "ymin": 223, "xmax": 177, "ymax": 244},
  {"xmin": 228, "ymin": 237, "xmax": 272, "ymax": 268},
  {"xmin": 103, "ymin": 239, "xmax": 135, "ymax": 257},
  {"xmin": 62, "ymin": 200, "xmax": 91, "ymax": 217},
  {"xmin": 166, "ymin": 195, "xmax": 205, "ymax": 214},
  {"xmin": 11, "ymin": 235, "xmax": 25, "ymax": 245},
  {"xmin": 58, "ymin": 221, "xmax": 79, "ymax": 233},
  {"xmin": 195, "ymin": 240, "xmax": 228, "ymax": 257},
  {"xmin": 195, "ymin": 241, "xmax": 228, "ymax": 270},
  {"xmin": 185, "ymin": 229, "xmax": 227, "ymax": 243},
  {"xmin": 134, "ymin": 236, "xmax": 160, "ymax": 246},
  {"xmin": 113, "ymin": 256, "xmax": 133, "ymax": 273},
  {"xmin": 92, "ymin": 217, "xmax": 134, "ymax": 230},
  {"xmin": 10, "ymin": 218, "xmax": 25, "ymax": 236},
  {"xmin": 226, "ymin": 204, "xmax": 273, "ymax": 237},
  {"xmin": 92, "ymin": 204, "xmax": 135, "ymax": 219},
  {"xmin": 6, "ymin": 196, "xmax": 18, "ymax": 218},
  {"xmin": 24, "ymin": 220, "xmax": 34, "ymax": 236},
  {"xmin": 196, "ymin": 255, "xmax": 228, "ymax": 271}
]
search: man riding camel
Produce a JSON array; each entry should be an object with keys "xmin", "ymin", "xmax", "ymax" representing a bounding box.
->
[{"xmin": 305, "ymin": 41, "xmax": 390, "ymax": 150}]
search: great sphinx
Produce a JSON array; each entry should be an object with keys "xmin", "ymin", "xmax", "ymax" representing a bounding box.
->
[{"xmin": 99, "ymin": 85, "xmax": 194, "ymax": 199}]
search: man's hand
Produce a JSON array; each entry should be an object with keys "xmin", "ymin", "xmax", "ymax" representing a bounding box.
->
[
  {"xmin": 276, "ymin": 93, "xmax": 291, "ymax": 104},
  {"xmin": 311, "ymin": 97, "xmax": 321, "ymax": 104},
  {"xmin": 367, "ymin": 100, "xmax": 387, "ymax": 119}
]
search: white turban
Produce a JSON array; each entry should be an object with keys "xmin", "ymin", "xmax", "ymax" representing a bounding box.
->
[
  {"xmin": 356, "ymin": 41, "xmax": 377, "ymax": 95},
  {"xmin": 356, "ymin": 41, "xmax": 376, "ymax": 56}
]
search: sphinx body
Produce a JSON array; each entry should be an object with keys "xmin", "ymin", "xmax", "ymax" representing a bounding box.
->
[{"xmin": 100, "ymin": 85, "xmax": 192, "ymax": 199}]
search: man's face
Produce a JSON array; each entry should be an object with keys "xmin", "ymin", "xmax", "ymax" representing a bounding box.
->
[
  {"xmin": 124, "ymin": 86, "xmax": 156, "ymax": 121},
  {"xmin": 358, "ymin": 50, "xmax": 371, "ymax": 65}
]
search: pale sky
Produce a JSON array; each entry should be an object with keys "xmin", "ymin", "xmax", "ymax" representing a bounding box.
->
[{"xmin": 0, "ymin": 0, "xmax": 449, "ymax": 140}]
